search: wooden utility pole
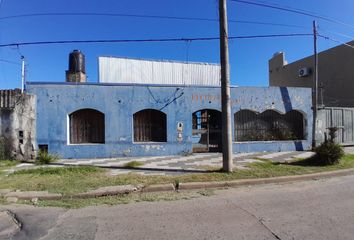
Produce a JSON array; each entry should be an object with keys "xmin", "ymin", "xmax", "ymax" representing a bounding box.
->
[
  {"xmin": 312, "ymin": 20, "xmax": 318, "ymax": 149},
  {"xmin": 219, "ymin": 0, "xmax": 233, "ymax": 172}
]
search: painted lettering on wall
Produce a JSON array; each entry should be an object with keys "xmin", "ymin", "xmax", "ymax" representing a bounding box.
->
[{"xmin": 191, "ymin": 94, "xmax": 240, "ymax": 105}]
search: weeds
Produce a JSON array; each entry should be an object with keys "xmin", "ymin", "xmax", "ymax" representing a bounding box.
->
[
  {"xmin": 13, "ymin": 166, "xmax": 102, "ymax": 175},
  {"xmin": 123, "ymin": 161, "xmax": 144, "ymax": 168},
  {"xmin": 35, "ymin": 150, "xmax": 58, "ymax": 165}
]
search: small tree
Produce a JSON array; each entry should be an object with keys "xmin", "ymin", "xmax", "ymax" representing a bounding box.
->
[{"xmin": 314, "ymin": 127, "xmax": 344, "ymax": 165}]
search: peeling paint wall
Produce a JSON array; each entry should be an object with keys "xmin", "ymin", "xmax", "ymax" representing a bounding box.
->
[
  {"xmin": 0, "ymin": 90, "xmax": 36, "ymax": 160},
  {"xmin": 26, "ymin": 83, "xmax": 312, "ymax": 158}
]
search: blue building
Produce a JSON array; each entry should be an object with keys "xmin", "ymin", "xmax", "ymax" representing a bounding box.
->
[{"xmin": 26, "ymin": 55, "xmax": 312, "ymax": 159}]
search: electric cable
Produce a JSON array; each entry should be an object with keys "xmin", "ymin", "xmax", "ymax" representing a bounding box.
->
[
  {"xmin": 0, "ymin": 59, "xmax": 21, "ymax": 65},
  {"xmin": 318, "ymin": 34, "xmax": 354, "ymax": 50},
  {"xmin": 230, "ymin": 0, "xmax": 354, "ymax": 30},
  {"xmin": 0, "ymin": 33, "xmax": 312, "ymax": 48},
  {"xmin": 0, "ymin": 12, "xmax": 306, "ymax": 29},
  {"xmin": 317, "ymin": 27, "xmax": 354, "ymax": 41}
]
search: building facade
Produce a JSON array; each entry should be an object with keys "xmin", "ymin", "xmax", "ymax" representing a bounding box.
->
[{"xmin": 26, "ymin": 82, "xmax": 312, "ymax": 159}]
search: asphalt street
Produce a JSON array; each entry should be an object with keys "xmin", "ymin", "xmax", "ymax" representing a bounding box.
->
[{"xmin": 2, "ymin": 174, "xmax": 354, "ymax": 240}]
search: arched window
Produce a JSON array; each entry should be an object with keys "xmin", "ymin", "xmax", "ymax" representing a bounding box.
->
[
  {"xmin": 234, "ymin": 109, "xmax": 305, "ymax": 141},
  {"xmin": 133, "ymin": 109, "xmax": 167, "ymax": 142},
  {"xmin": 69, "ymin": 109, "xmax": 105, "ymax": 144}
]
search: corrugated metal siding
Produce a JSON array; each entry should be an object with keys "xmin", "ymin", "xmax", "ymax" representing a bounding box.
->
[
  {"xmin": 323, "ymin": 107, "xmax": 354, "ymax": 144},
  {"xmin": 99, "ymin": 57, "xmax": 221, "ymax": 86}
]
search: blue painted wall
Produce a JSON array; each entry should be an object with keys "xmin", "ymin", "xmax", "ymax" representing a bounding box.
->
[{"xmin": 26, "ymin": 83, "xmax": 312, "ymax": 158}]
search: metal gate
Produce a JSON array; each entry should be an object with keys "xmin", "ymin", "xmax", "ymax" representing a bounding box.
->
[
  {"xmin": 192, "ymin": 109, "xmax": 222, "ymax": 152},
  {"xmin": 319, "ymin": 107, "xmax": 354, "ymax": 145}
]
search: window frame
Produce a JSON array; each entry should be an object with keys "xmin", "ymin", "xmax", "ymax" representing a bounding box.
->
[{"xmin": 68, "ymin": 108, "xmax": 105, "ymax": 145}]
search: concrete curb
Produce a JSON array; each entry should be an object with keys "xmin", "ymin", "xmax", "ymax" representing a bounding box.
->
[
  {"xmin": 72, "ymin": 185, "xmax": 138, "ymax": 199},
  {"xmin": 0, "ymin": 189, "xmax": 12, "ymax": 197},
  {"xmin": 4, "ymin": 191, "xmax": 62, "ymax": 200},
  {"xmin": 178, "ymin": 168, "xmax": 354, "ymax": 191},
  {"xmin": 2, "ymin": 168, "xmax": 354, "ymax": 201},
  {"xmin": 178, "ymin": 181, "xmax": 227, "ymax": 190},
  {"xmin": 142, "ymin": 184, "xmax": 175, "ymax": 193}
]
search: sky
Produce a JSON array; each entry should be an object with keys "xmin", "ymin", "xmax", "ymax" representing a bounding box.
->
[{"xmin": 1, "ymin": 0, "xmax": 354, "ymax": 89}]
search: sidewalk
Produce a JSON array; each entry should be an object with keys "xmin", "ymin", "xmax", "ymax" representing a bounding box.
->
[{"xmin": 5, "ymin": 151, "xmax": 315, "ymax": 176}]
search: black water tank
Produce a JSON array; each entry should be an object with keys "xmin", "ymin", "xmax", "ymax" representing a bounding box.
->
[{"xmin": 68, "ymin": 50, "xmax": 85, "ymax": 73}]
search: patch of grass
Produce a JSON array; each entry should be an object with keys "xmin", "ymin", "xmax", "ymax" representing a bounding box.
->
[
  {"xmin": 253, "ymin": 157, "xmax": 270, "ymax": 161},
  {"xmin": 0, "ymin": 196, "xmax": 7, "ymax": 205},
  {"xmin": 0, "ymin": 160, "xmax": 19, "ymax": 168},
  {"xmin": 1, "ymin": 166, "xmax": 106, "ymax": 195},
  {"xmin": 196, "ymin": 165, "xmax": 223, "ymax": 171},
  {"xmin": 13, "ymin": 166, "xmax": 103, "ymax": 175},
  {"xmin": 0, "ymin": 160, "xmax": 19, "ymax": 176},
  {"xmin": 123, "ymin": 161, "xmax": 144, "ymax": 168},
  {"xmin": 1, "ymin": 154, "xmax": 354, "ymax": 205},
  {"xmin": 36, "ymin": 191, "xmax": 204, "ymax": 209}
]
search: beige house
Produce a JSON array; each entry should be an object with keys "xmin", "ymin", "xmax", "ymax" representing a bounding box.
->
[{"xmin": 269, "ymin": 41, "xmax": 354, "ymax": 107}]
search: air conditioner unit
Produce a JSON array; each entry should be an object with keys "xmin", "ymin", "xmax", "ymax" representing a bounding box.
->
[{"xmin": 298, "ymin": 67, "xmax": 311, "ymax": 77}]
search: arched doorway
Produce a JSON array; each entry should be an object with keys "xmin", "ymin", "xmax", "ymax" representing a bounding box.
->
[{"xmin": 192, "ymin": 109, "xmax": 222, "ymax": 152}]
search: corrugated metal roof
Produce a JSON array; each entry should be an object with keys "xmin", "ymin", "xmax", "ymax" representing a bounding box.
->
[{"xmin": 98, "ymin": 56, "xmax": 221, "ymax": 86}]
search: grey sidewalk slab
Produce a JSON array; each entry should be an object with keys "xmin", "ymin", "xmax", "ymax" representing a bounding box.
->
[{"xmin": 3, "ymin": 151, "xmax": 314, "ymax": 176}]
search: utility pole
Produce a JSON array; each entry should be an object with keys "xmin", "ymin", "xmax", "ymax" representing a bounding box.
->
[
  {"xmin": 312, "ymin": 20, "xmax": 318, "ymax": 149},
  {"xmin": 21, "ymin": 56, "xmax": 26, "ymax": 93},
  {"xmin": 219, "ymin": 0, "xmax": 233, "ymax": 172}
]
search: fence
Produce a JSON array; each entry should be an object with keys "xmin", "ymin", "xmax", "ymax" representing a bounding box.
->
[
  {"xmin": 318, "ymin": 107, "xmax": 354, "ymax": 145},
  {"xmin": 234, "ymin": 110, "xmax": 305, "ymax": 142}
]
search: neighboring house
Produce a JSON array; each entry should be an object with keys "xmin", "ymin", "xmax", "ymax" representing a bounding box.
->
[
  {"xmin": 269, "ymin": 41, "xmax": 354, "ymax": 108},
  {"xmin": 269, "ymin": 42, "xmax": 354, "ymax": 145},
  {"xmin": 0, "ymin": 89, "xmax": 36, "ymax": 160}
]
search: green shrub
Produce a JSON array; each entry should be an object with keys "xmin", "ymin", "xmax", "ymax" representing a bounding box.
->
[
  {"xmin": 36, "ymin": 150, "xmax": 58, "ymax": 165},
  {"xmin": 123, "ymin": 161, "xmax": 144, "ymax": 168},
  {"xmin": 314, "ymin": 141, "xmax": 344, "ymax": 165}
]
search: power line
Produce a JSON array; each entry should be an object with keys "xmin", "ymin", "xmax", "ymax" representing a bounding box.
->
[
  {"xmin": 0, "ymin": 33, "xmax": 312, "ymax": 48},
  {"xmin": 0, "ymin": 59, "xmax": 21, "ymax": 65},
  {"xmin": 317, "ymin": 27, "xmax": 354, "ymax": 41},
  {"xmin": 252, "ymin": 0, "xmax": 343, "ymax": 21},
  {"xmin": 230, "ymin": 0, "xmax": 354, "ymax": 30},
  {"xmin": 318, "ymin": 34, "xmax": 354, "ymax": 50},
  {"xmin": 0, "ymin": 12, "xmax": 306, "ymax": 29},
  {"xmin": 234, "ymin": 20, "xmax": 305, "ymax": 28}
]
